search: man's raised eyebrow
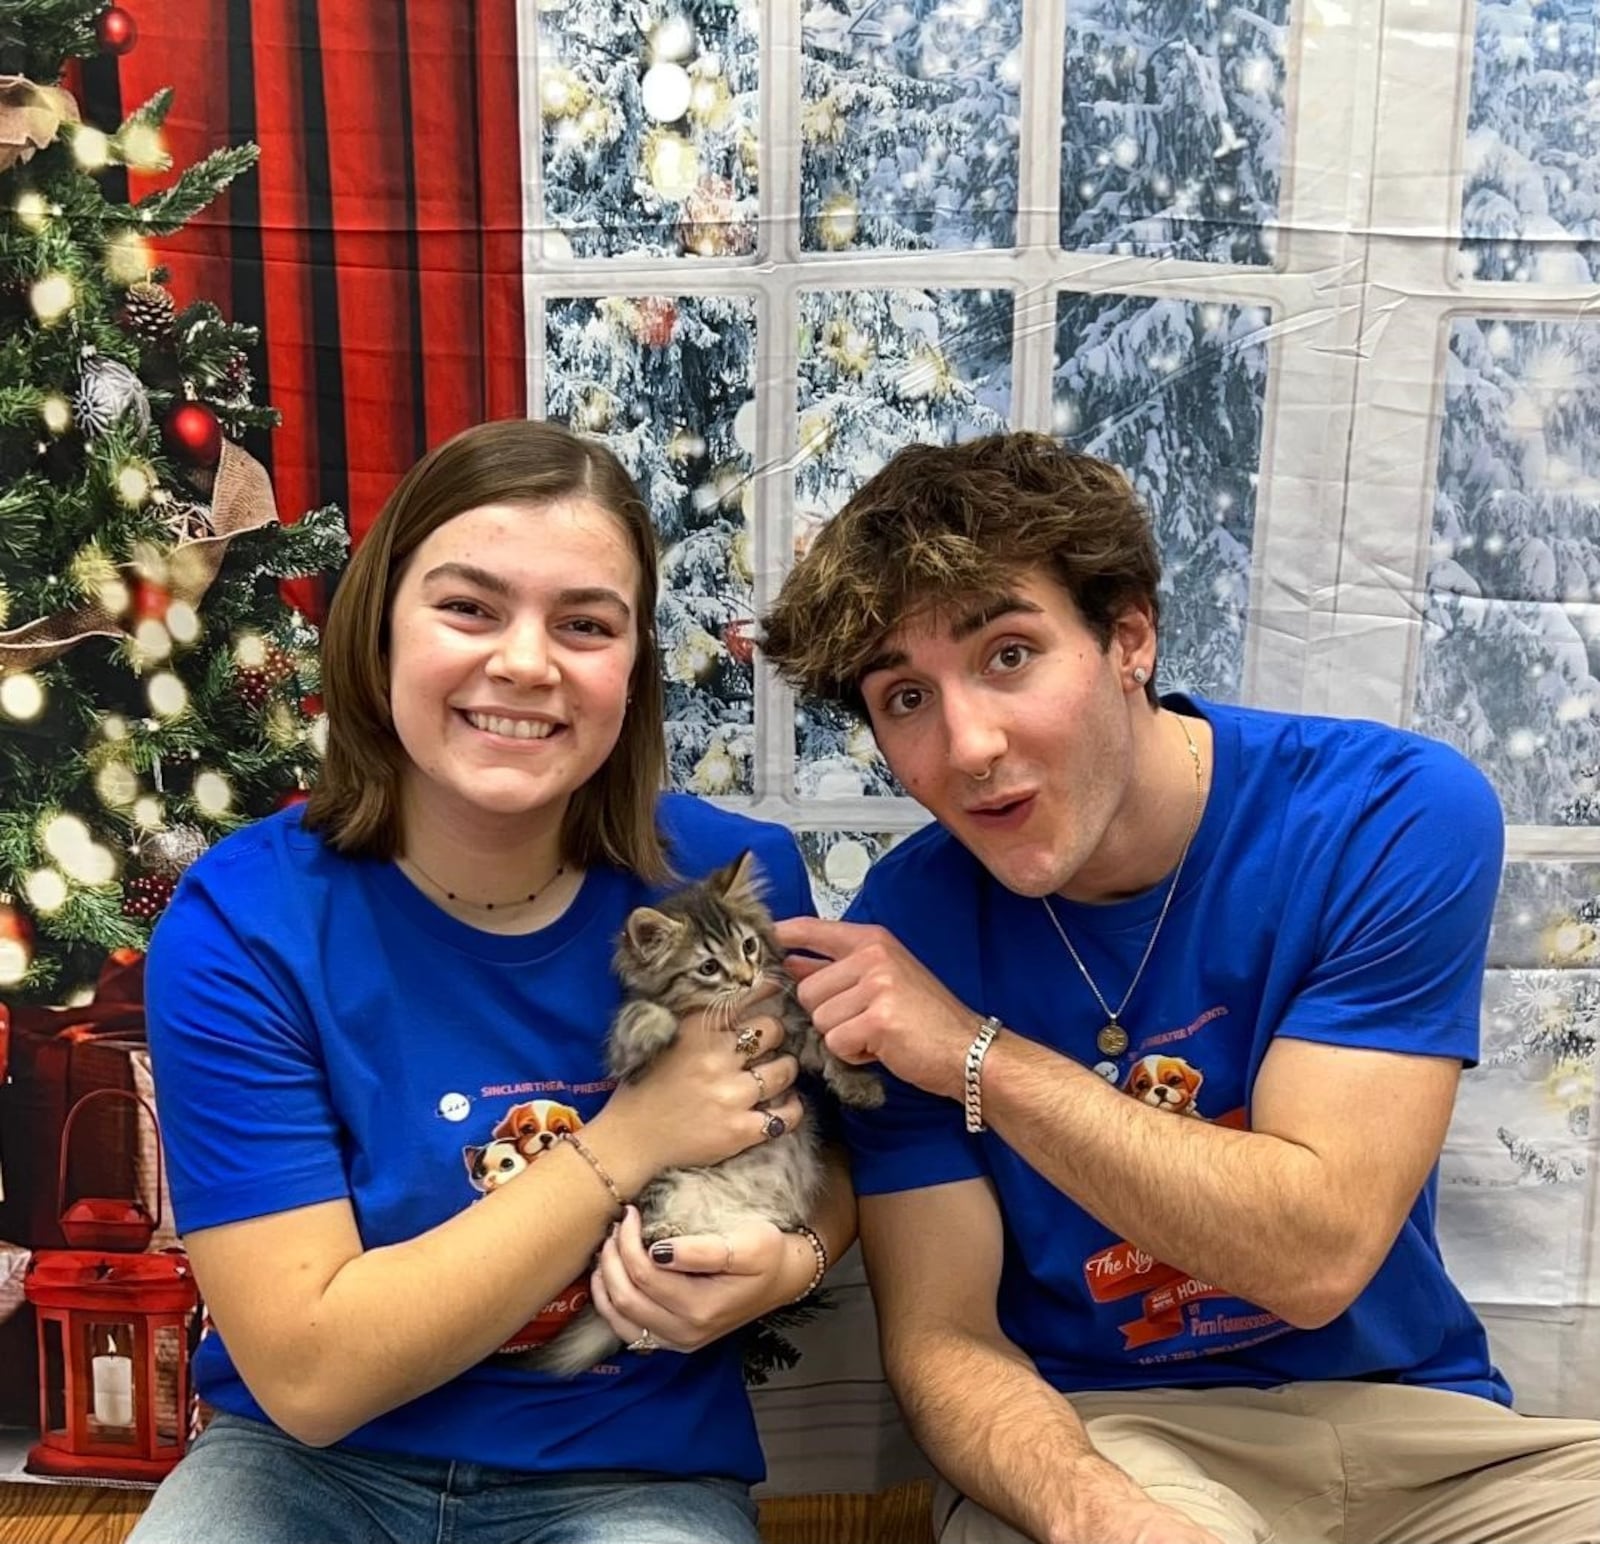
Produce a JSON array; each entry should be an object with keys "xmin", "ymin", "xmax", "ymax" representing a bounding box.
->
[
  {"xmin": 859, "ymin": 647, "xmax": 908, "ymax": 680},
  {"xmin": 951, "ymin": 595, "xmax": 1044, "ymax": 641}
]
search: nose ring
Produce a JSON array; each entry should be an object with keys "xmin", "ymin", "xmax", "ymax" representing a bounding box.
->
[{"xmin": 973, "ymin": 766, "xmax": 992, "ymax": 782}]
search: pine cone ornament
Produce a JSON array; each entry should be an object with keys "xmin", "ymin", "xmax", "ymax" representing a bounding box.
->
[
  {"xmin": 122, "ymin": 874, "xmax": 175, "ymax": 922},
  {"xmin": 73, "ymin": 352, "xmax": 152, "ymax": 437},
  {"xmin": 139, "ymin": 824, "xmax": 209, "ymax": 878},
  {"xmin": 122, "ymin": 281, "xmax": 176, "ymax": 346}
]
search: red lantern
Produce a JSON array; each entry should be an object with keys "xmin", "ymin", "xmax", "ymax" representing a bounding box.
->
[
  {"xmin": 23, "ymin": 1090, "xmax": 199, "ymax": 1481},
  {"xmin": 95, "ymin": 5, "xmax": 138, "ymax": 54}
]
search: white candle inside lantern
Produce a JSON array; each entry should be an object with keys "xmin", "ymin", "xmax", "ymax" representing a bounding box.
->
[{"xmin": 92, "ymin": 1335, "xmax": 134, "ymax": 1427}]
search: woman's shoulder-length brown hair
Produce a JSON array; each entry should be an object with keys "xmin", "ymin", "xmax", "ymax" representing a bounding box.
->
[{"xmin": 303, "ymin": 418, "xmax": 669, "ymax": 881}]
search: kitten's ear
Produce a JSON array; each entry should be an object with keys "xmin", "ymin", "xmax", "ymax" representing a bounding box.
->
[
  {"xmin": 462, "ymin": 1145, "xmax": 482, "ymax": 1174},
  {"xmin": 712, "ymin": 849, "xmax": 766, "ymax": 905},
  {"xmin": 625, "ymin": 906, "xmax": 683, "ymax": 959}
]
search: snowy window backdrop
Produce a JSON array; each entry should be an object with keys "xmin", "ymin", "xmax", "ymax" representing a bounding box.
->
[
  {"xmin": 1458, "ymin": 0, "xmax": 1600, "ymax": 285},
  {"xmin": 520, "ymin": 0, "xmax": 1600, "ymax": 1479}
]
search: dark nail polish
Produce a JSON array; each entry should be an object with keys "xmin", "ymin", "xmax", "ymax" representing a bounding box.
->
[{"xmin": 649, "ymin": 1242, "xmax": 674, "ymax": 1264}]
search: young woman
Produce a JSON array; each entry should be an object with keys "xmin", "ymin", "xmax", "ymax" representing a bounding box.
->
[{"xmin": 133, "ymin": 420, "xmax": 852, "ymax": 1544}]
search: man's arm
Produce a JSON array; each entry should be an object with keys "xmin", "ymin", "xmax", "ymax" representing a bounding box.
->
[
  {"xmin": 862, "ymin": 1178, "xmax": 1219, "ymax": 1544},
  {"xmin": 780, "ymin": 917, "xmax": 1459, "ymax": 1330},
  {"xmin": 978, "ymin": 1031, "xmax": 1459, "ymax": 1327}
]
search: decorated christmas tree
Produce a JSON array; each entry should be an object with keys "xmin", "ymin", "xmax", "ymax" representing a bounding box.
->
[{"xmin": 0, "ymin": 1, "xmax": 347, "ymax": 1006}]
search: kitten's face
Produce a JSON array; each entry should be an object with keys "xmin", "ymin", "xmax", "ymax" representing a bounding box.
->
[{"xmin": 616, "ymin": 850, "xmax": 780, "ymax": 1014}]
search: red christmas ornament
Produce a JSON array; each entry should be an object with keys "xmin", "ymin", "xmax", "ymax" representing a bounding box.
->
[
  {"xmin": 632, "ymin": 297, "xmax": 678, "ymax": 349},
  {"xmin": 0, "ymin": 897, "xmax": 35, "ymax": 983},
  {"xmin": 275, "ymin": 789, "xmax": 310, "ymax": 811},
  {"xmin": 130, "ymin": 577, "xmax": 170, "ymax": 624},
  {"xmin": 94, "ymin": 6, "xmax": 139, "ymax": 54},
  {"xmin": 722, "ymin": 619, "xmax": 756, "ymax": 666},
  {"xmin": 235, "ymin": 643, "xmax": 293, "ymax": 712},
  {"xmin": 160, "ymin": 402, "xmax": 223, "ymax": 468}
]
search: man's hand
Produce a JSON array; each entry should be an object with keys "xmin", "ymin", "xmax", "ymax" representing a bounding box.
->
[
  {"xmin": 774, "ymin": 916, "xmax": 978, "ymax": 1101},
  {"xmin": 1061, "ymin": 1454, "xmax": 1229, "ymax": 1544}
]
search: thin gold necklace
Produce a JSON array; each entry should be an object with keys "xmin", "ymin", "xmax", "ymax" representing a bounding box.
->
[
  {"xmin": 1041, "ymin": 712, "xmax": 1204, "ymax": 1060},
  {"xmin": 402, "ymin": 853, "xmax": 566, "ymax": 912}
]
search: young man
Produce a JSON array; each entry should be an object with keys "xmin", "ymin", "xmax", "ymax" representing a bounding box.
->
[{"xmin": 761, "ymin": 433, "xmax": 1600, "ymax": 1544}]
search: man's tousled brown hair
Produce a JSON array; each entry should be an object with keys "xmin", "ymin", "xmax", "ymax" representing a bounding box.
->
[
  {"xmin": 761, "ymin": 432, "xmax": 1162, "ymax": 714},
  {"xmin": 304, "ymin": 418, "xmax": 669, "ymax": 880}
]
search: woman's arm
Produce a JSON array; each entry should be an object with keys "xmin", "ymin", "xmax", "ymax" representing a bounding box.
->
[{"xmin": 179, "ymin": 1002, "xmax": 803, "ymax": 1448}]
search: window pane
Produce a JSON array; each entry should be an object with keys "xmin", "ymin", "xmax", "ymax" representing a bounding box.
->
[
  {"xmin": 1053, "ymin": 293, "xmax": 1269, "ymax": 701},
  {"xmin": 1060, "ymin": 0, "xmax": 1292, "ymax": 264},
  {"xmin": 802, "ymin": 0, "xmax": 1023, "ymax": 253},
  {"xmin": 539, "ymin": 3, "xmax": 760, "ymax": 260},
  {"xmin": 1416, "ymin": 318, "xmax": 1600, "ymax": 824},
  {"xmin": 1458, "ymin": 1, "xmax": 1600, "ymax": 284}
]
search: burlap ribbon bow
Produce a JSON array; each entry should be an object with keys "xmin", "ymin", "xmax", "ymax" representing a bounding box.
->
[
  {"xmin": 0, "ymin": 74, "xmax": 80, "ymax": 174},
  {"xmin": 0, "ymin": 441, "xmax": 281, "ymax": 673}
]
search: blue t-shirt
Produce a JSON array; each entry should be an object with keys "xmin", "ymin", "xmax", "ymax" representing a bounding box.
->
[
  {"xmin": 844, "ymin": 697, "xmax": 1510, "ymax": 1404},
  {"xmin": 145, "ymin": 794, "xmax": 815, "ymax": 1481}
]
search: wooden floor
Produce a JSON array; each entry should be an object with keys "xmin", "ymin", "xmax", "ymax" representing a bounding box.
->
[{"xmin": 0, "ymin": 1478, "xmax": 935, "ymax": 1543}]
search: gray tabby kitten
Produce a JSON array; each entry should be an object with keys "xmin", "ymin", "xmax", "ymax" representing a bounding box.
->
[{"xmin": 524, "ymin": 849, "xmax": 883, "ymax": 1377}]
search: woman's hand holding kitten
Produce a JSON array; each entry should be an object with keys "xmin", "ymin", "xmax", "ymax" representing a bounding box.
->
[
  {"xmin": 581, "ymin": 980, "xmax": 803, "ymax": 1196},
  {"xmin": 590, "ymin": 1207, "xmax": 814, "ymax": 1355}
]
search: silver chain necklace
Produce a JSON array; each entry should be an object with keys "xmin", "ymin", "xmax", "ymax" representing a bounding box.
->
[{"xmin": 1041, "ymin": 712, "xmax": 1204, "ymax": 1060}]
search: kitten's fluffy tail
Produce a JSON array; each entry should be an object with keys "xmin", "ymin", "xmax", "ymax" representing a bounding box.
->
[{"xmin": 510, "ymin": 1306, "xmax": 622, "ymax": 1378}]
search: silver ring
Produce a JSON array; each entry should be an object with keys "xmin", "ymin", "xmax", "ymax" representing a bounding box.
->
[
  {"xmin": 626, "ymin": 1329, "xmax": 657, "ymax": 1354},
  {"xmin": 749, "ymin": 1065, "xmax": 768, "ymax": 1101},
  {"xmin": 973, "ymin": 765, "xmax": 992, "ymax": 782},
  {"xmin": 762, "ymin": 1112, "xmax": 786, "ymax": 1141},
  {"xmin": 733, "ymin": 1024, "xmax": 760, "ymax": 1058}
]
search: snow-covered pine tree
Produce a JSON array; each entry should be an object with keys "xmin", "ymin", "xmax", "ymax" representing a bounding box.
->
[
  {"xmin": 1053, "ymin": 292, "xmax": 1267, "ymax": 701},
  {"xmin": 1459, "ymin": 0, "xmax": 1600, "ymax": 284},
  {"xmin": 1417, "ymin": 317, "xmax": 1600, "ymax": 824},
  {"xmin": 1061, "ymin": 0, "xmax": 1289, "ymax": 264},
  {"xmin": 0, "ymin": 2, "xmax": 345, "ymax": 1004},
  {"xmin": 801, "ymin": 0, "xmax": 1022, "ymax": 253}
]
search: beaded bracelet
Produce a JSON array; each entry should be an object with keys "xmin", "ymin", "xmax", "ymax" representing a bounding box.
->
[
  {"xmin": 791, "ymin": 1223, "xmax": 829, "ymax": 1302},
  {"xmin": 556, "ymin": 1131, "xmax": 626, "ymax": 1217}
]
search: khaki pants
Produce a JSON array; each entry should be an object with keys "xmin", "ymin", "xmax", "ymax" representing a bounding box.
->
[{"xmin": 934, "ymin": 1382, "xmax": 1600, "ymax": 1544}]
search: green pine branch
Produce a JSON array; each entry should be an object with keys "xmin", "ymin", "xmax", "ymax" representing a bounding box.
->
[{"xmin": 127, "ymin": 145, "xmax": 261, "ymax": 236}]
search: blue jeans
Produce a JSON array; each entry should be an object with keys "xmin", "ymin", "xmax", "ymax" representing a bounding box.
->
[{"xmin": 128, "ymin": 1412, "xmax": 762, "ymax": 1544}]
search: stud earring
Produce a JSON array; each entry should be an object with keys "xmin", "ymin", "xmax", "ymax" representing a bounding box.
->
[{"xmin": 1132, "ymin": 666, "xmax": 1149, "ymax": 685}]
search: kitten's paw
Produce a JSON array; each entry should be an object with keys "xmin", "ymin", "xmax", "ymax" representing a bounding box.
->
[{"xmin": 828, "ymin": 1063, "xmax": 886, "ymax": 1109}]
